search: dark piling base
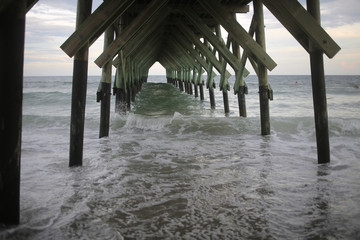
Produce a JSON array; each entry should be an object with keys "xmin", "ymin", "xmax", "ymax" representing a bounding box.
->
[
  {"xmin": 200, "ymin": 84, "xmax": 204, "ymax": 100},
  {"xmin": 223, "ymin": 90, "xmax": 230, "ymax": 115},
  {"xmin": 238, "ymin": 86, "xmax": 247, "ymax": 117},
  {"xmin": 179, "ymin": 80, "xmax": 184, "ymax": 92},
  {"xmin": 0, "ymin": 0, "xmax": 26, "ymax": 225},
  {"xmin": 307, "ymin": 0, "xmax": 330, "ymax": 164},
  {"xmin": 209, "ymin": 88, "xmax": 216, "ymax": 109},
  {"xmin": 99, "ymin": 82, "xmax": 111, "ymax": 138},
  {"xmin": 259, "ymin": 85, "xmax": 270, "ymax": 135},
  {"xmin": 310, "ymin": 50, "xmax": 330, "ymax": 163},
  {"xmin": 69, "ymin": 0, "xmax": 92, "ymax": 167},
  {"xmin": 115, "ymin": 88, "xmax": 127, "ymax": 114},
  {"xmin": 194, "ymin": 84, "xmax": 199, "ymax": 98},
  {"xmin": 126, "ymin": 86, "xmax": 132, "ymax": 110},
  {"xmin": 69, "ymin": 59, "xmax": 88, "ymax": 167}
]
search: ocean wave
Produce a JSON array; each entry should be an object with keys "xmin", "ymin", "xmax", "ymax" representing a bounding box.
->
[
  {"xmin": 329, "ymin": 118, "xmax": 360, "ymax": 137},
  {"xmin": 23, "ymin": 115, "xmax": 70, "ymax": 129},
  {"xmin": 112, "ymin": 112, "xmax": 261, "ymax": 137}
]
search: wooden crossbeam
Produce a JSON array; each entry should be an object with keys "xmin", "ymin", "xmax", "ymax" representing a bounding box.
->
[
  {"xmin": 166, "ymin": 36, "xmax": 203, "ymax": 72},
  {"xmin": 95, "ymin": 0, "xmax": 169, "ymax": 68},
  {"xmin": 112, "ymin": 9, "xmax": 169, "ymax": 66},
  {"xmin": 61, "ymin": 0, "xmax": 135, "ymax": 57},
  {"xmin": 115, "ymin": 30, "xmax": 163, "ymax": 67},
  {"xmin": 198, "ymin": 0, "xmax": 277, "ymax": 71},
  {"xmin": 176, "ymin": 21, "xmax": 231, "ymax": 79},
  {"xmin": 133, "ymin": 34, "xmax": 163, "ymax": 65},
  {"xmin": 169, "ymin": 29, "xmax": 218, "ymax": 78},
  {"xmin": 182, "ymin": 8, "xmax": 249, "ymax": 77},
  {"xmin": 262, "ymin": 0, "xmax": 340, "ymax": 58}
]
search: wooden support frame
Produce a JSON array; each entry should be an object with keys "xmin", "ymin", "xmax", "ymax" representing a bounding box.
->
[
  {"xmin": 263, "ymin": 0, "xmax": 340, "ymax": 58},
  {"xmin": 61, "ymin": 0, "xmax": 135, "ymax": 57},
  {"xmin": 198, "ymin": 0, "xmax": 277, "ymax": 71},
  {"xmin": 99, "ymin": 25, "xmax": 114, "ymax": 138},
  {"xmin": 254, "ymin": 0, "xmax": 271, "ymax": 135},
  {"xmin": 95, "ymin": 0, "xmax": 169, "ymax": 68},
  {"xmin": 1, "ymin": 0, "xmax": 38, "ymax": 14},
  {"xmin": 168, "ymin": 28, "xmax": 216, "ymax": 77},
  {"xmin": 112, "ymin": 11, "xmax": 169, "ymax": 65},
  {"xmin": 307, "ymin": 0, "xmax": 330, "ymax": 164},
  {"xmin": 175, "ymin": 21, "xmax": 230, "ymax": 80},
  {"xmin": 69, "ymin": 0, "xmax": 92, "ymax": 167},
  {"xmin": 182, "ymin": 8, "xmax": 250, "ymax": 78}
]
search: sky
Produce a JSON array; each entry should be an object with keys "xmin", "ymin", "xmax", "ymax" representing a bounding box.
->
[{"xmin": 24, "ymin": 0, "xmax": 360, "ymax": 76}]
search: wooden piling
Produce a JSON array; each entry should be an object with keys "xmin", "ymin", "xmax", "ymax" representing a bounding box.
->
[
  {"xmin": 237, "ymin": 84, "xmax": 247, "ymax": 117},
  {"xmin": 193, "ymin": 68, "xmax": 198, "ymax": 98},
  {"xmin": 126, "ymin": 85, "xmax": 132, "ymax": 110},
  {"xmin": 199, "ymin": 83, "xmax": 205, "ymax": 101},
  {"xmin": 209, "ymin": 87, "xmax": 216, "ymax": 109},
  {"xmin": 115, "ymin": 87, "xmax": 127, "ymax": 113},
  {"xmin": 207, "ymin": 68, "xmax": 216, "ymax": 109},
  {"xmin": 307, "ymin": 0, "xmax": 330, "ymax": 164},
  {"xmin": 232, "ymin": 37, "xmax": 247, "ymax": 117},
  {"xmin": 178, "ymin": 70, "xmax": 184, "ymax": 91},
  {"xmin": 197, "ymin": 68, "xmax": 205, "ymax": 100},
  {"xmin": 114, "ymin": 18, "xmax": 128, "ymax": 114},
  {"xmin": 69, "ymin": 0, "xmax": 92, "ymax": 167},
  {"xmin": 0, "ymin": 0, "xmax": 26, "ymax": 225},
  {"xmin": 99, "ymin": 25, "xmax": 114, "ymax": 138},
  {"xmin": 254, "ymin": 0, "xmax": 270, "ymax": 135},
  {"xmin": 216, "ymin": 25, "xmax": 230, "ymax": 115}
]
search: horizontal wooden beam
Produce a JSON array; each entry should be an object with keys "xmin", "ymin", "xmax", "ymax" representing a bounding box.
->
[
  {"xmin": 198, "ymin": 0, "xmax": 277, "ymax": 71},
  {"xmin": 61, "ymin": 0, "xmax": 135, "ymax": 57},
  {"xmin": 126, "ymin": 3, "xmax": 249, "ymax": 15},
  {"xmin": 263, "ymin": 0, "xmax": 340, "ymax": 58}
]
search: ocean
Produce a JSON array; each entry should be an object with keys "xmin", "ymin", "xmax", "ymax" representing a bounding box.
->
[{"xmin": 1, "ymin": 75, "xmax": 360, "ymax": 239}]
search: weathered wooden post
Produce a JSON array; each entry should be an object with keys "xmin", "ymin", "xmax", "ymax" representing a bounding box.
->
[
  {"xmin": 199, "ymin": 81, "xmax": 205, "ymax": 101},
  {"xmin": 307, "ymin": 0, "xmax": 330, "ymax": 163},
  {"xmin": 203, "ymin": 39, "xmax": 216, "ymax": 109},
  {"xmin": 254, "ymin": 0, "xmax": 270, "ymax": 135},
  {"xmin": 193, "ymin": 67, "xmax": 199, "ymax": 98},
  {"xmin": 198, "ymin": 68, "xmax": 205, "ymax": 100},
  {"xmin": 232, "ymin": 39, "xmax": 247, "ymax": 117},
  {"xmin": 207, "ymin": 66, "xmax": 216, "ymax": 109},
  {"xmin": 69, "ymin": 0, "xmax": 92, "ymax": 167},
  {"xmin": 115, "ymin": 19, "xmax": 127, "ymax": 114},
  {"xmin": 99, "ymin": 25, "xmax": 114, "ymax": 138},
  {"xmin": 115, "ymin": 68, "xmax": 127, "ymax": 114},
  {"xmin": 215, "ymin": 25, "xmax": 230, "ymax": 115},
  {"xmin": 0, "ymin": 0, "xmax": 26, "ymax": 225},
  {"xmin": 178, "ymin": 70, "xmax": 184, "ymax": 91},
  {"xmin": 187, "ymin": 68, "xmax": 193, "ymax": 95}
]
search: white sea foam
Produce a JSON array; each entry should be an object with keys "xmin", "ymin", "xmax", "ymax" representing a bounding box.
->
[{"xmin": 1, "ymin": 75, "xmax": 359, "ymax": 239}]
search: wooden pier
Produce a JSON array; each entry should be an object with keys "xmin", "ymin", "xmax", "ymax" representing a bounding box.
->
[{"xmin": 0, "ymin": 0, "xmax": 340, "ymax": 225}]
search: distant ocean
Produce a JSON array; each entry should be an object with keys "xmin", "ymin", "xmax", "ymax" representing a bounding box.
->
[{"xmin": 1, "ymin": 75, "xmax": 359, "ymax": 239}]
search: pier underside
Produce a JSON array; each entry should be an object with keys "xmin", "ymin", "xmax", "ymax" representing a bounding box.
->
[{"xmin": 0, "ymin": 0, "xmax": 340, "ymax": 225}]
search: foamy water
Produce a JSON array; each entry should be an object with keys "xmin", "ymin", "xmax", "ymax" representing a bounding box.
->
[{"xmin": 1, "ymin": 75, "xmax": 359, "ymax": 239}]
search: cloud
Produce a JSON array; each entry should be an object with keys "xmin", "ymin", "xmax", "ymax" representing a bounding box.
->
[
  {"xmin": 24, "ymin": 1, "xmax": 105, "ymax": 76},
  {"xmin": 321, "ymin": 0, "xmax": 360, "ymax": 27},
  {"xmin": 24, "ymin": 0, "xmax": 360, "ymax": 76}
]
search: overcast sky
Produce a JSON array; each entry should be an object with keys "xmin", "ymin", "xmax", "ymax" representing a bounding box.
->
[{"xmin": 24, "ymin": 0, "xmax": 360, "ymax": 76}]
